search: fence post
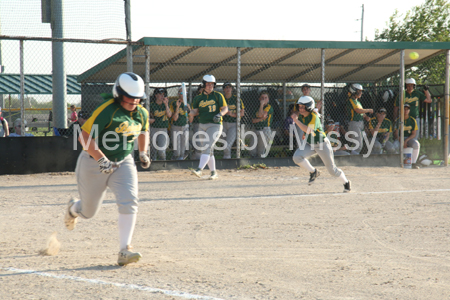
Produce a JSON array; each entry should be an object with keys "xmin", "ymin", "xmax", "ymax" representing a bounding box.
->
[
  {"xmin": 399, "ymin": 50, "xmax": 405, "ymax": 167},
  {"xmin": 445, "ymin": 49, "xmax": 449, "ymax": 166},
  {"xmin": 20, "ymin": 40, "xmax": 25, "ymax": 136},
  {"xmin": 236, "ymin": 47, "xmax": 241, "ymax": 159}
]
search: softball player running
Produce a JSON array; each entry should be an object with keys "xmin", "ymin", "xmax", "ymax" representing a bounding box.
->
[
  {"xmin": 189, "ymin": 75, "xmax": 228, "ymax": 179},
  {"xmin": 222, "ymin": 82, "xmax": 245, "ymax": 159},
  {"xmin": 292, "ymin": 96, "xmax": 351, "ymax": 193},
  {"xmin": 64, "ymin": 72, "xmax": 151, "ymax": 266}
]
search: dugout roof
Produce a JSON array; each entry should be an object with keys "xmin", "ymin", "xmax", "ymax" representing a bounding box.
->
[
  {"xmin": 0, "ymin": 74, "xmax": 81, "ymax": 94},
  {"xmin": 77, "ymin": 38, "xmax": 450, "ymax": 84}
]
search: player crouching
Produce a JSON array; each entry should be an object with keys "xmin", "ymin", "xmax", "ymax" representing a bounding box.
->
[
  {"xmin": 64, "ymin": 72, "xmax": 151, "ymax": 266},
  {"xmin": 291, "ymin": 96, "xmax": 351, "ymax": 193}
]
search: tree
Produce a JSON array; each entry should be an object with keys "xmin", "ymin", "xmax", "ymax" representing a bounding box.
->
[{"xmin": 375, "ymin": 0, "xmax": 450, "ymax": 84}]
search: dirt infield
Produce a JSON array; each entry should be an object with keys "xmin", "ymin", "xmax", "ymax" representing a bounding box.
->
[{"xmin": 1, "ymin": 165, "xmax": 450, "ymax": 299}]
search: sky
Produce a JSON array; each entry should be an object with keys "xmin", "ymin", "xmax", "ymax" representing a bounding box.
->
[{"xmin": 130, "ymin": 0, "xmax": 427, "ymax": 42}]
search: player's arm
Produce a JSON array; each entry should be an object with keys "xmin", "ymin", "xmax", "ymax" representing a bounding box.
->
[
  {"xmin": 423, "ymin": 86, "xmax": 432, "ymax": 103},
  {"xmin": 353, "ymin": 106, "xmax": 373, "ymax": 114},
  {"xmin": 78, "ymin": 129, "xmax": 106, "ymax": 161},
  {"xmin": 291, "ymin": 115, "xmax": 310, "ymax": 134},
  {"xmin": 171, "ymin": 103, "xmax": 179, "ymax": 122},
  {"xmin": 138, "ymin": 131, "xmax": 149, "ymax": 153},
  {"xmin": 219, "ymin": 105, "xmax": 228, "ymax": 116},
  {"xmin": 189, "ymin": 108, "xmax": 199, "ymax": 123}
]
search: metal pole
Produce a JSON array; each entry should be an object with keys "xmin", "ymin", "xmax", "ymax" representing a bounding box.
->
[
  {"xmin": 361, "ymin": 4, "xmax": 364, "ymax": 42},
  {"xmin": 444, "ymin": 50, "xmax": 449, "ymax": 166},
  {"xmin": 282, "ymin": 83, "xmax": 287, "ymax": 119},
  {"xmin": 125, "ymin": 0, "xmax": 133, "ymax": 72},
  {"xmin": 236, "ymin": 47, "xmax": 242, "ymax": 159},
  {"xmin": 20, "ymin": 40, "xmax": 25, "ymax": 136},
  {"xmin": 51, "ymin": 0, "xmax": 67, "ymax": 128},
  {"xmin": 321, "ymin": 48, "xmax": 325, "ymax": 127},
  {"xmin": 144, "ymin": 46, "xmax": 150, "ymax": 113},
  {"xmin": 399, "ymin": 50, "xmax": 405, "ymax": 167}
]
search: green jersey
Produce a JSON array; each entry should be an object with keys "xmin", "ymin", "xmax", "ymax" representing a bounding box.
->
[
  {"xmin": 222, "ymin": 95, "xmax": 245, "ymax": 123},
  {"xmin": 346, "ymin": 97, "xmax": 364, "ymax": 122},
  {"xmin": 368, "ymin": 117, "xmax": 392, "ymax": 143},
  {"xmin": 170, "ymin": 100, "xmax": 188, "ymax": 126},
  {"xmin": 81, "ymin": 98, "xmax": 149, "ymax": 161},
  {"xmin": 253, "ymin": 104, "xmax": 274, "ymax": 130},
  {"xmin": 298, "ymin": 112, "xmax": 326, "ymax": 145},
  {"xmin": 150, "ymin": 102, "xmax": 170, "ymax": 128},
  {"xmin": 395, "ymin": 90, "xmax": 426, "ymax": 118},
  {"xmin": 395, "ymin": 116, "xmax": 418, "ymax": 138},
  {"xmin": 192, "ymin": 91, "xmax": 227, "ymax": 124}
]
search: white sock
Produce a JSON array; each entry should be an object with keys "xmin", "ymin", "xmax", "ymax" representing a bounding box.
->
[
  {"xmin": 207, "ymin": 156, "xmax": 216, "ymax": 171},
  {"xmin": 298, "ymin": 159, "xmax": 315, "ymax": 173},
  {"xmin": 412, "ymin": 148, "xmax": 420, "ymax": 163},
  {"xmin": 70, "ymin": 200, "xmax": 79, "ymax": 217},
  {"xmin": 339, "ymin": 171, "xmax": 349, "ymax": 184},
  {"xmin": 198, "ymin": 154, "xmax": 210, "ymax": 170},
  {"xmin": 118, "ymin": 213, "xmax": 137, "ymax": 251}
]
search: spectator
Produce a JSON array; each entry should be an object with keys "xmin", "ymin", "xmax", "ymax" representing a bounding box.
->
[
  {"xmin": 393, "ymin": 78, "xmax": 432, "ymax": 138},
  {"xmin": 61, "ymin": 110, "xmax": 91, "ymax": 137},
  {"xmin": 189, "ymin": 75, "xmax": 228, "ymax": 180},
  {"xmin": 346, "ymin": 83, "xmax": 373, "ymax": 155},
  {"xmin": 9, "ymin": 118, "xmax": 34, "ymax": 137},
  {"xmin": 283, "ymin": 104, "xmax": 300, "ymax": 147},
  {"xmin": 69, "ymin": 105, "xmax": 78, "ymax": 123},
  {"xmin": 149, "ymin": 88, "xmax": 172, "ymax": 161},
  {"xmin": 368, "ymin": 107, "xmax": 395, "ymax": 155},
  {"xmin": 221, "ymin": 82, "xmax": 245, "ymax": 159},
  {"xmin": 0, "ymin": 107, "xmax": 9, "ymax": 137},
  {"xmin": 170, "ymin": 87, "xmax": 189, "ymax": 160},
  {"xmin": 393, "ymin": 103, "xmax": 420, "ymax": 169},
  {"xmin": 249, "ymin": 91, "xmax": 274, "ymax": 158},
  {"xmin": 325, "ymin": 118, "xmax": 350, "ymax": 156}
]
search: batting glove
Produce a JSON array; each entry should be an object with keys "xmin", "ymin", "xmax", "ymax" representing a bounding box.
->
[
  {"xmin": 423, "ymin": 85, "xmax": 429, "ymax": 91},
  {"xmin": 213, "ymin": 113, "xmax": 222, "ymax": 123},
  {"xmin": 139, "ymin": 151, "xmax": 151, "ymax": 169},
  {"xmin": 97, "ymin": 157, "xmax": 115, "ymax": 174}
]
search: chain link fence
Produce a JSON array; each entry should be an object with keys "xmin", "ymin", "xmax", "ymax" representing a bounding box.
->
[{"xmin": 1, "ymin": 38, "xmax": 448, "ymax": 164}]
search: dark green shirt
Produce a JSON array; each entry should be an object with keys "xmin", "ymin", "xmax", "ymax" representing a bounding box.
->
[
  {"xmin": 346, "ymin": 97, "xmax": 364, "ymax": 122},
  {"xmin": 395, "ymin": 116, "xmax": 418, "ymax": 138},
  {"xmin": 170, "ymin": 101, "xmax": 188, "ymax": 126},
  {"xmin": 395, "ymin": 90, "xmax": 426, "ymax": 118},
  {"xmin": 298, "ymin": 112, "xmax": 326, "ymax": 145},
  {"xmin": 150, "ymin": 102, "xmax": 170, "ymax": 128},
  {"xmin": 253, "ymin": 104, "xmax": 274, "ymax": 130},
  {"xmin": 81, "ymin": 98, "xmax": 149, "ymax": 161},
  {"xmin": 223, "ymin": 95, "xmax": 245, "ymax": 123},
  {"xmin": 192, "ymin": 91, "xmax": 227, "ymax": 124}
]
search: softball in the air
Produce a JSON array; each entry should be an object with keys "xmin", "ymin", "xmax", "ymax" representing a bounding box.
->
[{"xmin": 409, "ymin": 52, "xmax": 419, "ymax": 60}]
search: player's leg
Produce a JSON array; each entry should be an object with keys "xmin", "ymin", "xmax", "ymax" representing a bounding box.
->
[
  {"xmin": 155, "ymin": 128, "xmax": 168, "ymax": 160},
  {"xmin": 65, "ymin": 151, "xmax": 109, "ymax": 230},
  {"xmin": 107, "ymin": 154, "xmax": 141, "ymax": 266},
  {"xmin": 348, "ymin": 121, "xmax": 364, "ymax": 155},
  {"xmin": 171, "ymin": 126, "xmax": 181, "ymax": 160},
  {"xmin": 292, "ymin": 144, "xmax": 319, "ymax": 184},
  {"xmin": 315, "ymin": 139, "xmax": 351, "ymax": 192},
  {"xmin": 224, "ymin": 122, "xmax": 236, "ymax": 159},
  {"xmin": 248, "ymin": 128, "xmax": 258, "ymax": 158},
  {"xmin": 384, "ymin": 140, "xmax": 396, "ymax": 154},
  {"xmin": 179, "ymin": 125, "xmax": 188, "ymax": 160},
  {"xmin": 406, "ymin": 139, "xmax": 421, "ymax": 168},
  {"xmin": 206, "ymin": 123, "xmax": 223, "ymax": 179},
  {"xmin": 372, "ymin": 140, "xmax": 382, "ymax": 154}
]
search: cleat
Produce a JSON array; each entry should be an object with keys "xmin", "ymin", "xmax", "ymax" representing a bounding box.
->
[
  {"xmin": 412, "ymin": 163, "xmax": 420, "ymax": 169},
  {"xmin": 64, "ymin": 198, "xmax": 78, "ymax": 231},
  {"xmin": 191, "ymin": 168, "xmax": 203, "ymax": 178},
  {"xmin": 209, "ymin": 171, "xmax": 218, "ymax": 180},
  {"xmin": 343, "ymin": 180, "xmax": 351, "ymax": 193},
  {"xmin": 308, "ymin": 169, "xmax": 320, "ymax": 185},
  {"xmin": 118, "ymin": 246, "xmax": 142, "ymax": 266}
]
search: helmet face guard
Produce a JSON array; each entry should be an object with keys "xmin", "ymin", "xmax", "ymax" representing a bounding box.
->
[{"xmin": 349, "ymin": 83, "xmax": 363, "ymax": 94}]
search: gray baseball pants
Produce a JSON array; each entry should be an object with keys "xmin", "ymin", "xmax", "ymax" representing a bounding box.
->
[
  {"xmin": 196, "ymin": 123, "xmax": 223, "ymax": 156},
  {"xmin": 74, "ymin": 151, "xmax": 138, "ymax": 219},
  {"xmin": 292, "ymin": 138, "xmax": 343, "ymax": 178}
]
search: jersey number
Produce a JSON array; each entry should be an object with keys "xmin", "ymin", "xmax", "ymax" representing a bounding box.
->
[{"xmin": 208, "ymin": 105, "xmax": 216, "ymax": 112}]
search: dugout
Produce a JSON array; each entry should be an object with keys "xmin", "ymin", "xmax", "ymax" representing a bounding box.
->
[{"xmin": 76, "ymin": 37, "xmax": 450, "ymax": 169}]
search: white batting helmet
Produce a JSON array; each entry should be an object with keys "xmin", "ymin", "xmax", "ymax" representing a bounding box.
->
[
  {"xmin": 113, "ymin": 72, "xmax": 146, "ymax": 99},
  {"xmin": 297, "ymin": 96, "xmax": 315, "ymax": 113},
  {"xmin": 405, "ymin": 78, "xmax": 416, "ymax": 86},
  {"xmin": 202, "ymin": 74, "xmax": 216, "ymax": 88},
  {"xmin": 349, "ymin": 83, "xmax": 363, "ymax": 94}
]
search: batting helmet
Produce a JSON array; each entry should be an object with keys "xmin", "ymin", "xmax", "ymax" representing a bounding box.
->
[
  {"xmin": 113, "ymin": 72, "xmax": 146, "ymax": 99},
  {"xmin": 382, "ymin": 89, "xmax": 394, "ymax": 103},
  {"xmin": 153, "ymin": 87, "xmax": 168, "ymax": 97},
  {"xmin": 405, "ymin": 78, "xmax": 416, "ymax": 87},
  {"xmin": 202, "ymin": 74, "xmax": 216, "ymax": 88},
  {"xmin": 297, "ymin": 96, "xmax": 315, "ymax": 113},
  {"xmin": 349, "ymin": 83, "xmax": 364, "ymax": 94}
]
